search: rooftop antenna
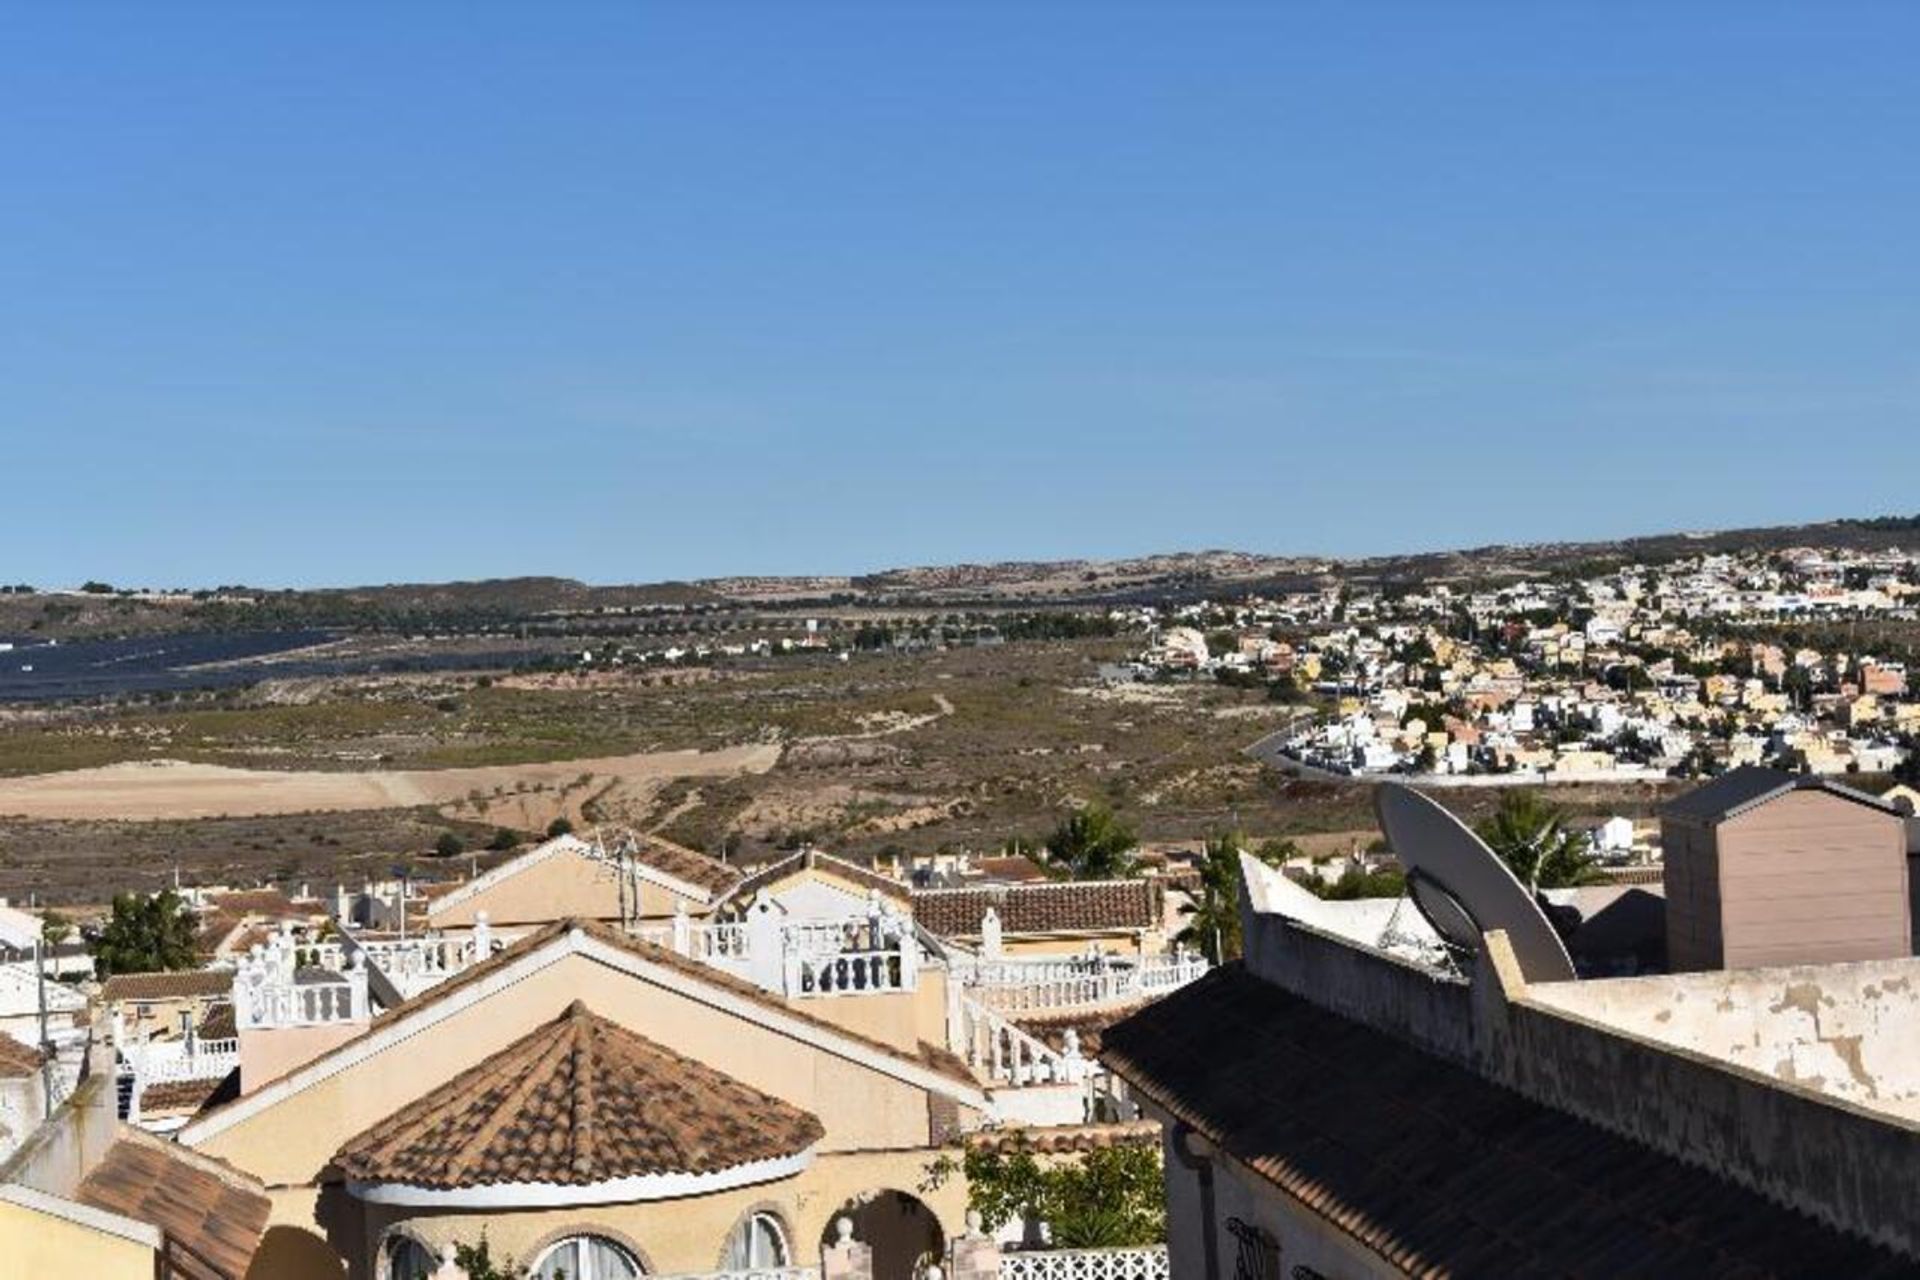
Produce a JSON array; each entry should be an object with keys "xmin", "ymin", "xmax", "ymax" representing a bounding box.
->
[{"xmin": 1373, "ymin": 783, "xmax": 1576, "ymax": 984}]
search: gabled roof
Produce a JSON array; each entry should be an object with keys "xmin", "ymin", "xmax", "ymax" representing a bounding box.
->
[
  {"xmin": 101, "ymin": 969, "xmax": 233, "ymax": 1004},
  {"xmin": 1664, "ymin": 765, "xmax": 1899, "ymax": 824},
  {"xmin": 912, "ymin": 878, "xmax": 1163, "ymax": 938},
  {"xmin": 205, "ymin": 889, "xmax": 308, "ymax": 921},
  {"xmin": 180, "ymin": 918, "xmax": 986, "ymax": 1147},
  {"xmin": 1102, "ymin": 965, "xmax": 1909, "ymax": 1279},
  {"xmin": 334, "ymin": 1001, "xmax": 823, "ymax": 1191},
  {"xmin": 716, "ymin": 847, "xmax": 910, "ymax": 911},
  {"xmin": 73, "ymin": 1128, "xmax": 271, "ymax": 1280},
  {"xmin": 425, "ymin": 833, "xmax": 743, "ymax": 920}
]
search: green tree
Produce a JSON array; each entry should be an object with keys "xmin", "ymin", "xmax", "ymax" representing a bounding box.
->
[
  {"xmin": 1474, "ymin": 791, "xmax": 1604, "ymax": 890},
  {"xmin": 487, "ymin": 827, "xmax": 520, "ymax": 852},
  {"xmin": 1045, "ymin": 802, "xmax": 1137, "ymax": 880},
  {"xmin": 94, "ymin": 890, "xmax": 198, "ymax": 977},
  {"xmin": 926, "ymin": 1137, "xmax": 1165, "ymax": 1248},
  {"xmin": 546, "ymin": 816, "xmax": 574, "ymax": 839},
  {"xmin": 453, "ymin": 1234, "xmax": 526, "ymax": 1280},
  {"xmin": 434, "ymin": 831, "xmax": 465, "ymax": 858}
]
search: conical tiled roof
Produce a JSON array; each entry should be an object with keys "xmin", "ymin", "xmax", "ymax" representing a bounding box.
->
[{"xmin": 333, "ymin": 1001, "xmax": 824, "ymax": 1190}]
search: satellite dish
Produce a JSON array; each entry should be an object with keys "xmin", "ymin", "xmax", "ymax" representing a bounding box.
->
[{"xmin": 1373, "ymin": 783, "xmax": 1576, "ymax": 983}]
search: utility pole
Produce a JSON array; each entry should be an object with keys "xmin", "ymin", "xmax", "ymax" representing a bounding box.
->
[{"xmin": 34, "ymin": 937, "xmax": 52, "ymax": 1119}]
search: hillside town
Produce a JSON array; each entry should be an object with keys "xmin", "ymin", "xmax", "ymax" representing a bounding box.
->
[
  {"xmin": 1135, "ymin": 546, "xmax": 1920, "ymax": 783},
  {"xmin": 6, "ymin": 760, "xmax": 1920, "ymax": 1277}
]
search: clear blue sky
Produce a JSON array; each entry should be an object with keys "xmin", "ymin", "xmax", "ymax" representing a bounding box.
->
[{"xmin": 6, "ymin": 4, "xmax": 1919, "ymax": 588}]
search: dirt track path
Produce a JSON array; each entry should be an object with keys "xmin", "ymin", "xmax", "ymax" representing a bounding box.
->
[{"xmin": 0, "ymin": 744, "xmax": 782, "ymax": 821}]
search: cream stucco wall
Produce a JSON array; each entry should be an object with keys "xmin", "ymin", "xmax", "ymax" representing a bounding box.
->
[
  {"xmin": 429, "ymin": 849, "xmax": 707, "ymax": 929},
  {"xmin": 357, "ymin": 1148, "xmax": 965, "ymax": 1280},
  {"xmin": 0, "ymin": 1195, "xmax": 159, "ymax": 1278},
  {"xmin": 192, "ymin": 946, "xmax": 967, "ymax": 1186}
]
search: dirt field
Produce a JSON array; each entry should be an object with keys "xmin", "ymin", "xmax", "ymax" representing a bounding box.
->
[{"xmin": 0, "ymin": 743, "xmax": 780, "ymax": 823}]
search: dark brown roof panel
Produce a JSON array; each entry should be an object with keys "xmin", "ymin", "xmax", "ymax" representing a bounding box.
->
[{"xmin": 1100, "ymin": 964, "xmax": 1910, "ymax": 1280}]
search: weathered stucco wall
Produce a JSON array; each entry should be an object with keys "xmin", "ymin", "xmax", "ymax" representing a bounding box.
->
[
  {"xmin": 1525, "ymin": 956, "xmax": 1920, "ymax": 1120},
  {"xmin": 1477, "ymin": 937, "xmax": 1920, "ymax": 1259}
]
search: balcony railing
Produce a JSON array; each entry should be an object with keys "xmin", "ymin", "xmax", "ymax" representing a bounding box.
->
[
  {"xmin": 654, "ymin": 1269, "xmax": 817, "ymax": 1280},
  {"xmin": 954, "ymin": 994, "xmax": 1087, "ymax": 1087},
  {"xmin": 964, "ymin": 952, "xmax": 1209, "ymax": 1015},
  {"xmin": 121, "ymin": 1037, "xmax": 240, "ymax": 1084},
  {"xmin": 999, "ymin": 1246, "xmax": 1170, "ymax": 1280},
  {"xmin": 628, "ymin": 897, "xmax": 919, "ymax": 1001}
]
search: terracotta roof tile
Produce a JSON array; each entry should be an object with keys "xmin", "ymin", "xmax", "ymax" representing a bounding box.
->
[
  {"xmin": 101, "ymin": 969, "xmax": 234, "ymax": 1003},
  {"xmin": 1012, "ymin": 1004, "xmax": 1146, "ymax": 1056},
  {"xmin": 972, "ymin": 856, "xmax": 1051, "ymax": 883},
  {"xmin": 0, "ymin": 1033, "xmax": 43, "ymax": 1078},
  {"xmin": 197, "ymin": 1002, "xmax": 237, "ymax": 1040},
  {"xmin": 74, "ymin": 1130, "xmax": 271, "ymax": 1280},
  {"xmin": 206, "ymin": 889, "xmax": 309, "ymax": 920},
  {"xmin": 964, "ymin": 1121, "xmax": 1160, "ymax": 1155},
  {"xmin": 139, "ymin": 1076, "xmax": 227, "ymax": 1114},
  {"xmin": 1101, "ymin": 965, "xmax": 1911, "ymax": 1279},
  {"xmin": 912, "ymin": 879, "xmax": 1162, "ymax": 938},
  {"xmin": 630, "ymin": 833, "xmax": 745, "ymax": 896},
  {"xmin": 334, "ymin": 1001, "xmax": 823, "ymax": 1189}
]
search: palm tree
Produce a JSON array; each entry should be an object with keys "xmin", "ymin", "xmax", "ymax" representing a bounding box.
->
[
  {"xmin": 1045, "ymin": 802, "xmax": 1137, "ymax": 880},
  {"xmin": 1474, "ymin": 791, "xmax": 1605, "ymax": 890},
  {"xmin": 1175, "ymin": 832, "xmax": 1245, "ymax": 963},
  {"xmin": 1175, "ymin": 832, "xmax": 1299, "ymax": 962}
]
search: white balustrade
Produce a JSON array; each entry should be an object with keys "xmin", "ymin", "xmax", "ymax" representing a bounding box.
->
[
  {"xmin": 998, "ymin": 1247, "xmax": 1170, "ymax": 1280},
  {"xmin": 123, "ymin": 1037, "xmax": 240, "ymax": 1084},
  {"xmin": 966, "ymin": 953, "xmax": 1208, "ymax": 1014},
  {"xmin": 955, "ymin": 995, "xmax": 1085, "ymax": 1087},
  {"xmin": 627, "ymin": 900, "xmax": 919, "ymax": 1000},
  {"xmin": 232, "ymin": 927, "xmax": 371, "ymax": 1030}
]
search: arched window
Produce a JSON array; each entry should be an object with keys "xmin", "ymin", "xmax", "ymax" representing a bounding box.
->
[
  {"xmin": 533, "ymin": 1234, "xmax": 643, "ymax": 1280},
  {"xmin": 382, "ymin": 1232, "xmax": 436, "ymax": 1280},
  {"xmin": 724, "ymin": 1211, "xmax": 791, "ymax": 1270}
]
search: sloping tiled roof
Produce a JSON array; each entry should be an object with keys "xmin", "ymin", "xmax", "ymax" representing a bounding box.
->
[
  {"xmin": 912, "ymin": 878, "xmax": 1162, "ymax": 938},
  {"xmin": 719, "ymin": 848, "xmax": 910, "ymax": 909},
  {"xmin": 1664, "ymin": 765, "xmax": 1897, "ymax": 824},
  {"xmin": 964, "ymin": 1121, "xmax": 1160, "ymax": 1155},
  {"xmin": 0, "ymin": 1033, "xmax": 43, "ymax": 1078},
  {"xmin": 334, "ymin": 1001, "xmax": 824, "ymax": 1190},
  {"xmin": 74, "ymin": 1130, "xmax": 271, "ymax": 1280},
  {"xmin": 632, "ymin": 834, "xmax": 745, "ymax": 896},
  {"xmin": 101, "ymin": 969, "xmax": 234, "ymax": 1003},
  {"xmin": 197, "ymin": 1002, "xmax": 237, "ymax": 1041},
  {"xmin": 1101, "ymin": 965, "xmax": 1910, "ymax": 1279},
  {"xmin": 139, "ymin": 1076, "xmax": 228, "ymax": 1115},
  {"xmin": 1012, "ymin": 1004, "xmax": 1146, "ymax": 1057},
  {"xmin": 206, "ymin": 889, "xmax": 308, "ymax": 920}
]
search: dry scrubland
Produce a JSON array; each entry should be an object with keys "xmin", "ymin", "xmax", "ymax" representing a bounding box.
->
[{"xmin": 0, "ymin": 640, "xmax": 1685, "ymax": 902}]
